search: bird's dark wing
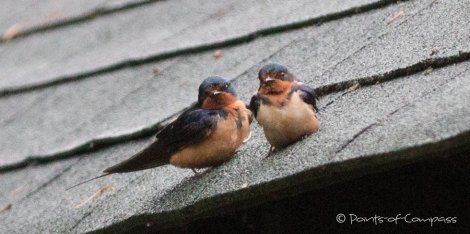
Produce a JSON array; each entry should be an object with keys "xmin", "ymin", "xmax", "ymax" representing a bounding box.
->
[
  {"xmin": 156, "ymin": 106, "xmax": 222, "ymax": 149},
  {"xmin": 249, "ymin": 94, "xmax": 261, "ymax": 118},
  {"xmin": 103, "ymin": 106, "xmax": 221, "ymax": 174},
  {"xmin": 250, "ymin": 93, "xmax": 274, "ymax": 118},
  {"xmin": 294, "ymin": 83, "xmax": 318, "ymax": 112}
]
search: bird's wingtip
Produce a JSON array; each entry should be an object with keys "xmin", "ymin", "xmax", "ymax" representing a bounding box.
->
[{"xmin": 65, "ymin": 173, "xmax": 111, "ymax": 191}]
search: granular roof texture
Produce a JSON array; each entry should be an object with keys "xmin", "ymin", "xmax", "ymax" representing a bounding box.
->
[{"xmin": 0, "ymin": 0, "xmax": 469, "ymax": 233}]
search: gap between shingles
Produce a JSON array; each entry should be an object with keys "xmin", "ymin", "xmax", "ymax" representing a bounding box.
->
[
  {"xmin": 314, "ymin": 0, "xmax": 440, "ymax": 99},
  {"xmin": 314, "ymin": 51, "xmax": 470, "ymax": 97},
  {"xmin": 334, "ymin": 64, "xmax": 470, "ymax": 154},
  {"xmin": 1, "ymin": 52, "xmax": 469, "ymax": 174},
  {"xmin": 0, "ymin": 0, "xmax": 406, "ymax": 98},
  {"xmin": 0, "ymin": 0, "xmax": 168, "ymax": 43},
  {"xmin": 0, "ymin": 109, "xmax": 183, "ymax": 173}
]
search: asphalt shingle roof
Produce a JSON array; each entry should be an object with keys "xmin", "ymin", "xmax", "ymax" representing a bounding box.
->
[{"xmin": 1, "ymin": 0, "xmax": 469, "ymax": 233}]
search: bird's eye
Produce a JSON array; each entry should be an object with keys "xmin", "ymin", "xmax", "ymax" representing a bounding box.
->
[{"xmin": 280, "ymin": 72, "xmax": 285, "ymax": 77}]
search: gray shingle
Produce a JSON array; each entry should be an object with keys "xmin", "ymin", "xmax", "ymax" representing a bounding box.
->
[
  {"xmin": 0, "ymin": 0, "xmax": 385, "ymax": 90},
  {"xmin": 0, "ymin": 0, "xmax": 156, "ymax": 33},
  {"xmin": 0, "ymin": 0, "xmax": 469, "ymax": 233}
]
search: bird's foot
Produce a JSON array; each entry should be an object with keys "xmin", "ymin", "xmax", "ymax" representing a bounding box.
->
[
  {"xmin": 191, "ymin": 168, "xmax": 201, "ymax": 176},
  {"xmin": 191, "ymin": 168, "xmax": 213, "ymax": 177},
  {"xmin": 263, "ymin": 145, "xmax": 277, "ymax": 159}
]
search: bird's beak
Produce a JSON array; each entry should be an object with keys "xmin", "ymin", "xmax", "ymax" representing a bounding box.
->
[
  {"xmin": 264, "ymin": 77, "xmax": 275, "ymax": 83},
  {"xmin": 212, "ymin": 91, "xmax": 223, "ymax": 96}
]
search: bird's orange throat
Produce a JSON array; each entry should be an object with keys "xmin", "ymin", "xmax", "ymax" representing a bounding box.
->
[
  {"xmin": 258, "ymin": 80, "xmax": 293, "ymax": 95},
  {"xmin": 202, "ymin": 93, "xmax": 238, "ymax": 110}
]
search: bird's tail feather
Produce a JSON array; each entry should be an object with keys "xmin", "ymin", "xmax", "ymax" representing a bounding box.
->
[
  {"xmin": 66, "ymin": 140, "xmax": 170, "ymax": 191},
  {"xmin": 103, "ymin": 140, "xmax": 170, "ymax": 174}
]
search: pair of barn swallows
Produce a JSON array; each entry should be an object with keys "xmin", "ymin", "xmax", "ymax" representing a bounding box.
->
[{"xmin": 68, "ymin": 63, "xmax": 319, "ymax": 189}]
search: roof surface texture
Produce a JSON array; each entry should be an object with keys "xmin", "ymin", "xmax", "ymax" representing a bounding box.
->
[{"xmin": 1, "ymin": 0, "xmax": 469, "ymax": 233}]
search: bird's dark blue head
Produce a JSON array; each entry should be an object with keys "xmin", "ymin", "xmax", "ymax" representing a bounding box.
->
[
  {"xmin": 198, "ymin": 76, "xmax": 237, "ymax": 105},
  {"xmin": 258, "ymin": 63, "xmax": 295, "ymax": 83}
]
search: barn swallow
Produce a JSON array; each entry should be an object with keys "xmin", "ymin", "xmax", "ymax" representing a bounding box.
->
[
  {"xmin": 250, "ymin": 63, "xmax": 319, "ymax": 157},
  {"xmin": 67, "ymin": 76, "xmax": 252, "ymax": 190}
]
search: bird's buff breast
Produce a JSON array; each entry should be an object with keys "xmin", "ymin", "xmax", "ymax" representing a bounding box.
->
[
  {"xmin": 257, "ymin": 92, "xmax": 319, "ymax": 148},
  {"xmin": 170, "ymin": 106, "xmax": 251, "ymax": 168}
]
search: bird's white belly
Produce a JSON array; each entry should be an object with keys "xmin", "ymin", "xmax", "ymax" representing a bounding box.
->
[{"xmin": 257, "ymin": 93, "xmax": 319, "ymax": 148}]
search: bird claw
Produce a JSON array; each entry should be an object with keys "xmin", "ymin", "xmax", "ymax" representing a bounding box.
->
[
  {"xmin": 263, "ymin": 145, "xmax": 277, "ymax": 159},
  {"xmin": 191, "ymin": 167, "xmax": 214, "ymax": 177},
  {"xmin": 191, "ymin": 168, "xmax": 201, "ymax": 176}
]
